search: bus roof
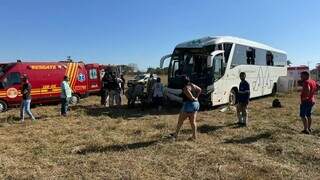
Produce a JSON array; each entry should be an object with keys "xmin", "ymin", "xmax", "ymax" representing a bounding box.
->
[{"xmin": 175, "ymin": 36, "xmax": 286, "ymax": 54}]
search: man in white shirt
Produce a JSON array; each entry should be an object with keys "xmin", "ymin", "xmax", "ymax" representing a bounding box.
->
[
  {"xmin": 61, "ymin": 76, "xmax": 72, "ymax": 116},
  {"xmin": 152, "ymin": 77, "xmax": 164, "ymax": 111}
]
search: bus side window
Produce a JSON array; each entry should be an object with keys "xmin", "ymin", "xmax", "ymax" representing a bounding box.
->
[
  {"xmin": 246, "ymin": 48, "xmax": 255, "ymax": 65},
  {"xmin": 223, "ymin": 43, "xmax": 233, "ymax": 64},
  {"xmin": 266, "ymin": 51, "xmax": 274, "ymax": 66},
  {"xmin": 231, "ymin": 44, "xmax": 247, "ymax": 68}
]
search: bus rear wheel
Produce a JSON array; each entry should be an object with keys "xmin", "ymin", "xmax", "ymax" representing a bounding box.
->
[
  {"xmin": 229, "ymin": 89, "xmax": 237, "ymax": 106},
  {"xmin": 0, "ymin": 100, "xmax": 8, "ymax": 112}
]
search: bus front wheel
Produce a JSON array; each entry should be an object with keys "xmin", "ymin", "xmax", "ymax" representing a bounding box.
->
[
  {"xmin": 229, "ymin": 89, "xmax": 237, "ymax": 106},
  {"xmin": 0, "ymin": 100, "xmax": 8, "ymax": 112}
]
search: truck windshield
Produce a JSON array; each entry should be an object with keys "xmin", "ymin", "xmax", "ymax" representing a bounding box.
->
[
  {"xmin": 0, "ymin": 64, "xmax": 11, "ymax": 89},
  {"xmin": 0, "ymin": 72, "xmax": 21, "ymax": 89},
  {"xmin": 0, "ymin": 64, "xmax": 13, "ymax": 77}
]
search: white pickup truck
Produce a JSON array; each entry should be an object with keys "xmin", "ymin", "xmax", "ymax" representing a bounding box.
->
[{"xmin": 127, "ymin": 74, "xmax": 158, "ymax": 87}]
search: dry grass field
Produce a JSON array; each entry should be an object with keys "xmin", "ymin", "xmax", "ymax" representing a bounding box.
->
[{"xmin": 0, "ymin": 90, "xmax": 320, "ymax": 179}]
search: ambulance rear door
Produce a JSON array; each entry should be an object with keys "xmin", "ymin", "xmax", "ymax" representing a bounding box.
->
[{"xmin": 87, "ymin": 66, "xmax": 101, "ymax": 93}]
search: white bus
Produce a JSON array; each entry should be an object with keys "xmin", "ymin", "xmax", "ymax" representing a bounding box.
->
[{"xmin": 160, "ymin": 36, "xmax": 287, "ymax": 106}]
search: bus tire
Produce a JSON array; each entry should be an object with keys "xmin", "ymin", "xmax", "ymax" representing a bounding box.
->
[
  {"xmin": 70, "ymin": 94, "xmax": 80, "ymax": 105},
  {"xmin": 229, "ymin": 88, "xmax": 237, "ymax": 106},
  {"xmin": 0, "ymin": 100, "xmax": 8, "ymax": 112},
  {"xmin": 272, "ymin": 83, "xmax": 277, "ymax": 95}
]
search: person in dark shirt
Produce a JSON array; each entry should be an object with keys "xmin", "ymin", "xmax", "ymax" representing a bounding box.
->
[
  {"xmin": 236, "ymin": 72, "xmax": 250, "ymax": 126},
  {"xmin": 108, "ymin": 73, "xmax": 121, "ymax": 107},
  {"xmin": 172, "ymin": 75, "xmax": 202, "ymax": 140},
  {"xmin": 120, "ymin": 74, "xmax": 125, "ymax": 95},
  {"xmin": 100, "ymin": 72, "xmax": 109, "ymax": 106},
  {"xmin": 20, "ymin": 75, "xmax": 35, "ymax": 122}
]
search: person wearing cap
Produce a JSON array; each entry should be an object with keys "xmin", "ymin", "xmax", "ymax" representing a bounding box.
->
[
  {"xmin": 61, "ymin": 76, "xmax": 72, "ymax": 116},
  {"xmin": 20, "ymin": 75, "xmax": 36, "ymax": 122}
]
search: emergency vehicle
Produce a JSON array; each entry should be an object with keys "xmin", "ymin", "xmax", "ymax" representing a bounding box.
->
[
  {"xmin": 0, "ymin": 60, "xmax": 96, "ymax": 112},
  {"xmin": 85, "ymin": 63, "xmax": 122, "ymax": 95}
]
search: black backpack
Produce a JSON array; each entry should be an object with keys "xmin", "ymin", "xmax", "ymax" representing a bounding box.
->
[{"xmin": 272, "ymin": 99, "xmax": 282, "ymax": 108}]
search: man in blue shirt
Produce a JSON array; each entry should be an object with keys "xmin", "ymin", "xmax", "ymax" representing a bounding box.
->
[{"xmin": 237, "ymin": 72, "xmax": 250, "ymax": 126}]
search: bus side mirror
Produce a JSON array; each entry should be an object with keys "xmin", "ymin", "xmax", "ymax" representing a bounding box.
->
[
  {"xmin": 207, "ymin": 56, "xmax": 213, "ymax": 68},
  {"xmin": 208, "ymin": 50, "xmax": 225, "ymax": 68}
]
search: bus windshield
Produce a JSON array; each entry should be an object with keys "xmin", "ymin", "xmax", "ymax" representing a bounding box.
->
[{"xmin": 170, "ymin": 48, "xmax": 209, "ymax": 78}]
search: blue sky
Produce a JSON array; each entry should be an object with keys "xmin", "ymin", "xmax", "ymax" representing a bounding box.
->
[{"xmin": 0, "ymin": 0, "xmax": 319, "ymax": 69}]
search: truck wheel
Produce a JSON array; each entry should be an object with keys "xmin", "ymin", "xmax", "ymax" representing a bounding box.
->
[
  {"xmin": 70, "ymin": 94, "xmax": 80, "ymax": 105},
  {"xmin": 0, "ymin": 100, "xmax": 8, "ymax": 112},
  {"xmin": 229, "ymin": 88, "xmax": 237, "ymax": 106}
]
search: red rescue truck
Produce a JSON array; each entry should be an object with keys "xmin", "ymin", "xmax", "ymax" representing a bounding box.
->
[{"xmin": 0, "ymin": 61, "xmax": 102, "ymax": 112}]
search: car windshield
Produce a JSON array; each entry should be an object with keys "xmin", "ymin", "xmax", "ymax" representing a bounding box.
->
[{"xmin": 135, "ymin": 75, "xmax": 145, "ymax": 80}]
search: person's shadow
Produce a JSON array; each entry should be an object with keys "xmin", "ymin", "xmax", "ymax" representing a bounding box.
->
[
  {"xmin": 73, "ymin": 140, "xmax": 159, "ymax": 155},
  {"xmin": 224, "ymin": 132, "xmax": 272, "ymax": 144},
  {"xmin": 72, "ymin": 104, "xmax": 180, "ymax": 119}
]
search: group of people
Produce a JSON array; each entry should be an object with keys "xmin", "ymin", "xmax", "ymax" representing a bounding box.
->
[
  {"xmin": 124, "ymin": 74, "xmax": 165, "ymax": 111},
  {"xmin": 170, "ymin": 71, "xmax": 318, "ymax": 140},
  {"xmin": 20, "ymin": 75, "xmax": 73, "ymax": 121},
  {"xmin": 100, "ymin": 72, "xmax": 125, "ymax": 107},
  {"xmin": 19, "ymin": 71, "xmax": 319, "ymax": 139}
]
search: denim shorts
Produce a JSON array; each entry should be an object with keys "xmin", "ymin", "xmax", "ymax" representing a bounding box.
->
[
  {"xmin": 181, "ymin": 101, "xmax": 200, "ymax": 113},
  {"xmin": 300, "ymin": 101, "xmax": 314, "ymax": 118}
]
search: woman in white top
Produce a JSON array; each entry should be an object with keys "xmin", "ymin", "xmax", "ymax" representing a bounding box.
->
[{"xmin": 152, "ymin": 77, "xmax": 164, "ymax": 111}]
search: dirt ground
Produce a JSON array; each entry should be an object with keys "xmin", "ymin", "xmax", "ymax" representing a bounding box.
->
[{"xmin": 0, "ymin": 91, "xmax": 319, "ymax": 179}]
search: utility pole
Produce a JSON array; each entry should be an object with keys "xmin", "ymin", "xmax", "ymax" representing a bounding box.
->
[{"xmin": 307, "ymin": 61, "xmax": 311, "ymax": 69}]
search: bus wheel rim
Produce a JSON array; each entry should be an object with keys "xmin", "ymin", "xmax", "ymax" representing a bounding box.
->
[{"xmin": 0, "ymin": 103, "xmax": 3, "ymax": 111}]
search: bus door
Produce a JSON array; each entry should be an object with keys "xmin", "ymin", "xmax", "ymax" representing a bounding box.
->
[{"xmin": 209, "ymin": 51, "xmax": 225, "ymax": 101}]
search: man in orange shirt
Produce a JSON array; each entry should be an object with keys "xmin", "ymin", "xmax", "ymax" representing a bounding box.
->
[{"xmin": 299, "ymin": 71, "xmax": 319, "ymax": 134}]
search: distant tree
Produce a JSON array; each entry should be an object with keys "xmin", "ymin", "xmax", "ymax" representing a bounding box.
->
[
  {"xmin": 147, "ymin": 67, "xmax": 168, "ymax": 75},
  {"xmin": 128, "ymin": 63, "xmax": 139, "ymax": 72},
  {"xmin": 287, "ymin": 60, "xmax": 292, "ymax": 66}
]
